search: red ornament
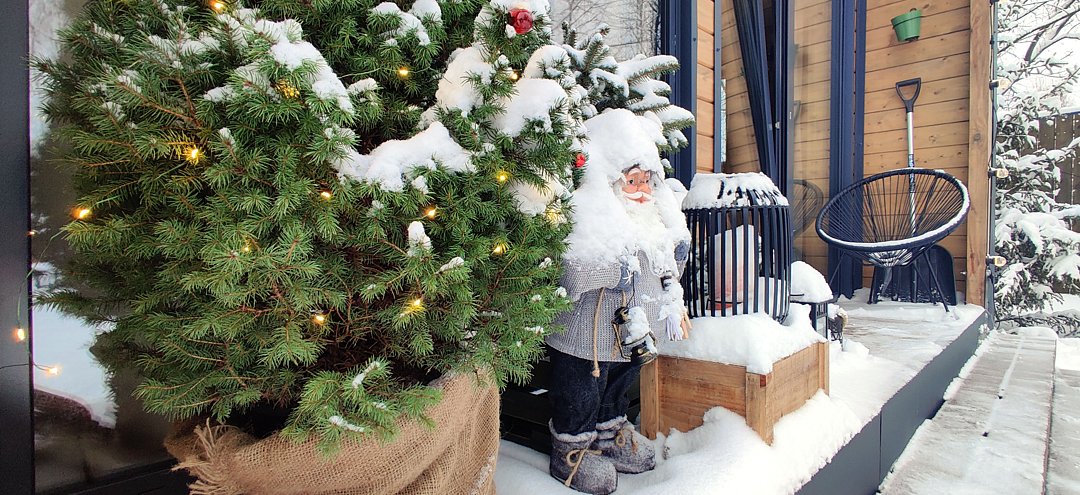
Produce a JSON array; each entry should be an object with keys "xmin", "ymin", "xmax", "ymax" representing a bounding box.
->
[
  {"xmin": 574, "ymin": 153, "xmax": 586, "ymax": 168},
  {"xmin": 509, "ymin": 8, "xmax": 534, "ymax": 35}
]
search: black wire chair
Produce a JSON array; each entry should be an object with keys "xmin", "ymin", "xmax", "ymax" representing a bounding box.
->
[
  {"xmin": 815, "ymin": 168, "xmax": 969, "ymax": 309},
  {"xmin": 792, "ymin": 179, "xmax": 824, "ymax": 236}
]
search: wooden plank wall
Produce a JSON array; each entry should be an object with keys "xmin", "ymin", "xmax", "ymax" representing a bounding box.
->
[
  {"xmin": 862, "ymin": 0, "xmax": 974, "ymax": 289},
  {"xmin": 698, "ymin": 0, "xmax": 717, "ymax": 172},
  {"xmin": 793, "ymin": 0, "xmax": 835, "ymax": 274}
]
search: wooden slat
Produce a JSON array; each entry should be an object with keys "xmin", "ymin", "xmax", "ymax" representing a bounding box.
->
[
  {"xmin": 864, "ymin": 53, "xmax": 970, "ymax": 93},
  {"xmin": 697, "ymin": 135, "xmax": 715, "ymax": 172},
  {"xmin": 864, "ymin": 76, "xmax": 970, "ymax": 113},
  {"xmin": 863, "ymin": 98, "xmax": 969, "ymax": 135},
  {"xmin": 966, "ymin": 0, "xmax": 991, "ymax": 305},
  {"xmin": 865, "ymin": 7, "xmax": 970, "ymax": 51},
  {"xmin": 863, "ymin": 145, "xmax": 968, "ymax": 172},
  {"xmin": 865, "ymin": 30, "xmax": 971, "ymax": 73},
  {"xmin": 863, "ymin": 121, "xmax": 970, "ymax": 154},
  {"xmin": 699, "ymin": 0, "xmax": 715, "ymax": 36},
  {"xmin": 698, "ymin": 65, "xmax": 715, "ymax": 104},
  {"xmin": 697, "ymin": 98, "xmax": 715, "ymax": 136},
  {"xmin": 699, "ymin": 29, "xmax": 714, "ymax": 69},
  {"xmin": 794, "ymin": 0, "xmax": 833, "ymax": 30},
  {"xmin": 865, "ymin": 0, "xmax": 970, "ymax": 26},
  {"xmin": 640, "ymin": 360, "xmax": 661, "ymax": 439},
  {"xmin": 745, "ymin": 373, "xmax": 772, "ymax": 444}
]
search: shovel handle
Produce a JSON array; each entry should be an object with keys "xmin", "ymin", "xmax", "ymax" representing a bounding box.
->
[{"xmin": 895, "ymin": 78, "xmax": 922, "ymax": 113}]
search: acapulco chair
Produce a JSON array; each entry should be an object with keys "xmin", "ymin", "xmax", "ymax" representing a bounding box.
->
[{"xmin": 815, "ymin": 168, "xmax": 969, "ymax": 309}]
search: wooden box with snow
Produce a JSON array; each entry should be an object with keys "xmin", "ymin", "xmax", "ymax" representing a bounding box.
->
[{"xmin": 640, "ymin": 306, "xmax": 830, "ymax": 445}]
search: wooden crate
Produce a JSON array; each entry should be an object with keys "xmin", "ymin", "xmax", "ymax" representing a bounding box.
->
[{"xmin": 640, "ymin": 341, "xmax": 829, "ymax": 445}]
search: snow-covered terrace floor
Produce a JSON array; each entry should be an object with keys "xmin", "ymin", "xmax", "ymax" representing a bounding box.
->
[{"xmin": 495, "ymin": 290, "xmax": 987, "ymax": 495}]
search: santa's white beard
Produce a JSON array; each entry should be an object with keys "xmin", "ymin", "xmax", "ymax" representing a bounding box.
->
[{"xmin": 621, "ymin": 196, "xmax": 676, "ymax": 273}]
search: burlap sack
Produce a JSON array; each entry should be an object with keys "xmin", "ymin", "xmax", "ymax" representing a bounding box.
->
[{"xmin": 165, "ymin": 372, "xmax": 500, "ymax": 495}]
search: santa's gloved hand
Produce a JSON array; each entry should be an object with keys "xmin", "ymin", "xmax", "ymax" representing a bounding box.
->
[
  {"xmin": 614, "ymin": 261, "xmax": 634, "ymax": 291},
  {"xmin": 674, "ymin": 241, "xmax": 690, "ymax": 263}
]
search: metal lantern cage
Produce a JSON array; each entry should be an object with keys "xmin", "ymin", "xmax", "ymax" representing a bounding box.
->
[{"xmin": 681, "ymin": 174, "xmax": 793, "ymax": 322}]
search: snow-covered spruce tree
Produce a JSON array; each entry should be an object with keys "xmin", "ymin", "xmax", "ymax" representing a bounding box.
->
[
  {"xmin": 560, "ymin": 23, "xmax": 695, "ymax": 156},
  {"xmin": 994, "ymin": 0, "xmax": 1080, "ymax": 334},
  {"xmin": 35, "ymin": 0, "xmax": 583, "ymax": 451}
]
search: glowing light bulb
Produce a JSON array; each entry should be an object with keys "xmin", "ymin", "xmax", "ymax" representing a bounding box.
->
[
  {"xmin": 211, "ymin": 1, "xmax": 226, "ymax": 12},
  {"xmin": 74, "ymin": 207, "xmax": 92, "ymax": 220},
  {"xmin": 28, "ymin": 230, "xmax": 37, "ymax": 237},
  {"xmin": 320, "ymin": 190, "xmax": 333, "ymax": 200},
  {"xmin": 425, "ymin": 207, "xmax": 437, "ymax": 219},
  {"xmin": 509, "ymin": 71, "xmax": 520, "ymax": 81},
  {"xmin": 496, "ymin": 171, "xmax": 509, "ymax": 183},
  {"xmin": 45, "ymin": 365, "xmax": 61, "ymax": 376},
  {"xmin": 545, "ymin": 207, "xmax": 564, "ymax": 224},
  {"xmin": 313, "ymin": 313, "xmax": 327, "ymax": 325},
  {"xmin": 397, "ymin": 67, "xmax": 411, "ymax": 78},
  {"xmin": 186, "ymin": 146, "xmax": 202, "ymax": 163},
  {"xmin": 241, "ymin": 242, "xmax": 252, "ymax": 253},
  {"xmin": 13, "ymin": 327, "xmax": 27, "ymax": 342},
  {"xmin": 411, "ymin": 298, "xmax": 424, "ymax": 308},
  {"xmin": 492, "ymin": 243, "xmax": 507, "ymax": 255}
]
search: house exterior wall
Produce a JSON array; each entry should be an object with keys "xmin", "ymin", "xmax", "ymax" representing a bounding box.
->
[{"xmin": 701, "ymin": 0, "xmax": 991, "ymax": 304}]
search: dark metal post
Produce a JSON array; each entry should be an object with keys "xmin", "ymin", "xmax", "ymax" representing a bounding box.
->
[
  {"xmin": 0, "ymin": 0, "xmax": 33, "ymax": 492},
  {"xmin": 658, "ymin": 0, "xmax": 698, "ymax": 186}
]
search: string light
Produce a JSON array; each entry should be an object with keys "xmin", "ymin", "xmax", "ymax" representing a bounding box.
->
[
  {"xmin": 545, "ymin": 207, "xmax": 564, "ymax": 224},
  {"xmin": 492, "ymin": 243, "xmax": 508, "ymax": 255},
  {"xmin": 13, "ymin": 327, "xmax": 26, "ymax": 342},
  {"xmin": 319, "ymin": 190, "xmax": 333, "ymax": 200},
  {"xmin": 312, "ymin": 313, "xmax": 327, "ymax": 325},
  {"xmin": 43, "ymin": 365, "xmax": 62, "ymax": 377},
  {"xmin": 28, "ymin": 230, "xmax": 37, "ymax": 237},
  {"xmin": 496, "ymin": 171, "xmax": 510, "ymax": 183},
  {"xmin": 397, "ymin": 67, "xmax": 411, "ymax": 78},
  {"xmin": 186, "ymin": 146, "xmax": 202, "ymax": 163},
  {"xmin": 411, "ymin": 298, "xmax": 424, "ymax": 308},
  {"xmin": 210, "ymin": 0, "xmax": 226, "ymax": 12},
  {"xmin": 509, "ymin": 71, "xmax": 520, "ymax": 81},
  {"xmin": 276, "ymin": 79, "xmax": 300, "ymax": 99},
  {"xmin": 424, "ymin": 207, "xmax": 437, "ymax": 219},
  {"xmin": 73, "ymin": 207, "xmax": 92, "ymax": 220}
]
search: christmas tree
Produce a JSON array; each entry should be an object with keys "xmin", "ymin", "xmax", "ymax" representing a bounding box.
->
[{"xmin": 36, "ymin": 0, "xmax": 585, "ymax": 450}]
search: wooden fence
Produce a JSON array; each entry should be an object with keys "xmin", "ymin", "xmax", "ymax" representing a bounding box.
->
[{"xmin": 1034, "ymin": 111, "xmax": 1080, "ymax": 217}]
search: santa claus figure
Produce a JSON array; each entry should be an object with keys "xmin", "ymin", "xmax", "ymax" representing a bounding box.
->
[{"xmin": 546, "ymin": 109, "xmax": 691, "ymax": 494}]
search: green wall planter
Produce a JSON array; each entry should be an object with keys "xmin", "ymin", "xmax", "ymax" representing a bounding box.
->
[{"xmin": 891, "ymin": 9, "xmax": 922, "ymax": 42}]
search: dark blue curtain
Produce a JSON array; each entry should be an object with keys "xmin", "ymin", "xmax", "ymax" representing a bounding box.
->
[{"xmin": 733, "ymin": 0, "xmax": 785, "ymax": 194}]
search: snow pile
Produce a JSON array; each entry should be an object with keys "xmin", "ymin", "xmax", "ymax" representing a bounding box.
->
[
  {"xmin": 493, "ymin": 78, "xmax": 569, "ymax": 137},
  {"xmin": 435, "ymin": 46, "xmax": 498, "ymax": 115},
  {"xmin": 564, "ymin": 109, "xmax": 690, "ymax": 273},
  {"xmin": 683, "ymin": 173, "xmax": 789, "ymax": 209},
  {"xmin": 508, "ymin": 174, "xmax": 567, "ymax": 216},
  {"xmin": 334, "ymin": 122, "xmax": 473, "ymax": 191},
  {"xmin": 254, "ymin": 19, "xmax": 354, "ymax": 114},
  {"xmin": 790, "ymin": 261, "xmax": 834, "ymax": 303},
  {"xmin": 371, "ymin": 2, "xmax": 437, "ymax": 46},
  {"xmin": 658, "ymin": 304, "xmax": 825, "ymax": 374},
  {"xmin": 406, "ymin": 221, "xmax": 431, "ymax": 256}
]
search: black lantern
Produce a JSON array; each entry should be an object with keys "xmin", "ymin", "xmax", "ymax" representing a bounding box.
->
[{"xmin": 681, "ymin": 173, "xmax": 792, "ymax": 322}]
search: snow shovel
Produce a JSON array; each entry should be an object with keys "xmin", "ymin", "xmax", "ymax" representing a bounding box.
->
[{"xmin": 895, "ymin": 78, "xmax": 922, "ymax": 169}]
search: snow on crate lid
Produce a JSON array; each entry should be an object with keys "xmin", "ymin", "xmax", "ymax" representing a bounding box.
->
[{"xmin": 683, "ymin": 172, "xmax": 789, "ymax": 209}]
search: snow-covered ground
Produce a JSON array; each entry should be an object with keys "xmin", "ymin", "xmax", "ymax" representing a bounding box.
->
[{"xmin": 495, "ymin": 291, "xmax": 984, "ymax": 494}]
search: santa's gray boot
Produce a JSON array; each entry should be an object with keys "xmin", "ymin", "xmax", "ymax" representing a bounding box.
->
[
  {"xmin": 594, "ymin": 416, "xmax": 656, "ymax": 474},
  {"xmin": 549, "ymin": 425, "xmax": 618, "ymax": 495}
]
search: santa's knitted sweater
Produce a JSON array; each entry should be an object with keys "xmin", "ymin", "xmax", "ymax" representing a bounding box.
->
[{"xmin": 546, "ymin": 251, "xmax": 684, "ymax": 363}]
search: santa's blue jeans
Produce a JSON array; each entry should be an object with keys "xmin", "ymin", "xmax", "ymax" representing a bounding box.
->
[{"xmin": 548, "ymin": 347, "xmax": 641, "ymax": 436}]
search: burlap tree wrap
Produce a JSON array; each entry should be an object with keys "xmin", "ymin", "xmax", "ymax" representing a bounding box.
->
[{"xmin": 165, "ymin": 372, "xmax": 499, "ymax": 495}]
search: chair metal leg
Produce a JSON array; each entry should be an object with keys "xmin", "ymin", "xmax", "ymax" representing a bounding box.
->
[{"xmin": 922, "ymin": 252, "xmax": 950, "ymax": 312}]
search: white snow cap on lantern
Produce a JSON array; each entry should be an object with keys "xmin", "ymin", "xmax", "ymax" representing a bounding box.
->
[
  {"xmin": 683, "ymin": 172, "xmax": 789, "ymax": 209},
  {"xmin": 333, "ymin": 122, "xmax": 473, "ymax": 191},
  {"xmin": 790, "ymin": 261, "xmax": 834, "ymax": 303},
  {"xmin": 564, "ymin": 109, "xmax": 690, "ymax": 269}
]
